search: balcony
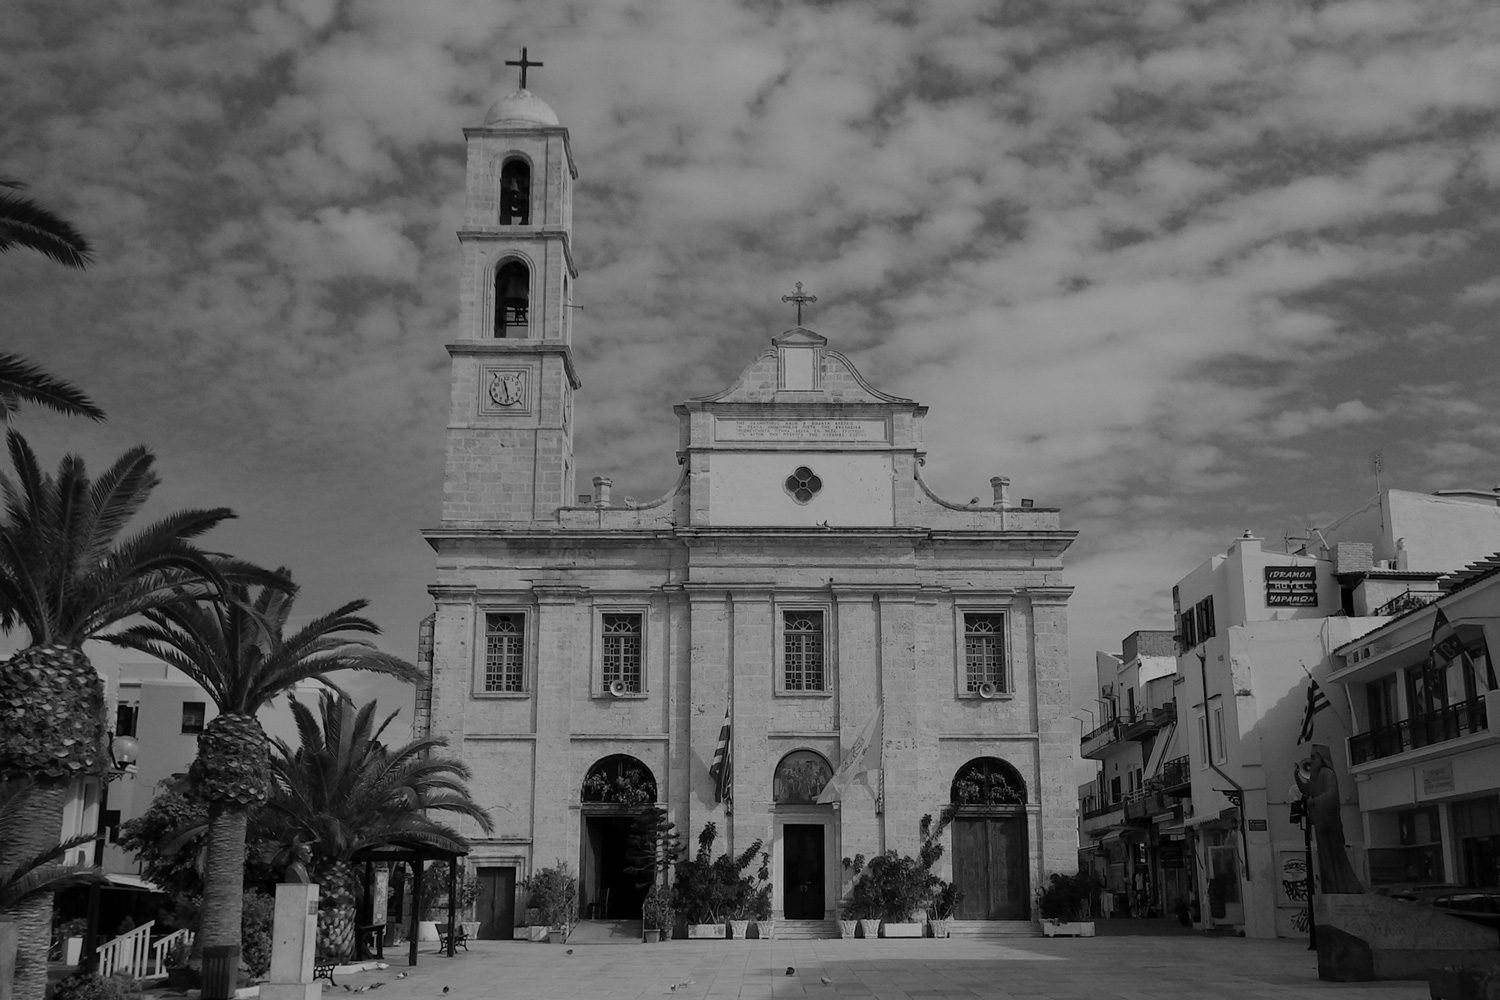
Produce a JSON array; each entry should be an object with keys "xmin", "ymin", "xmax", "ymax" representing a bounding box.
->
[
  {"xmin": 1123, "ymin": 702, "xmax": 1177, "ymax": 742},
  {"xmin": 1349, "ymin": 696, "xmax": 1494, "ymax": 766},
  {"xmin": 1081, "ymin": 719, "xmax": 1121, "ymax": 760},
  {"xmin": 1160, "ymin": 755, "xmax": 1192, "ymax": 794},
  {"xmin": 1371, "ymin": 589, "xmax": 1441, "ymax": 617},
  {"xmin": 1080, "ymin": 799, "xmax": 1125, "ymax": 837}
]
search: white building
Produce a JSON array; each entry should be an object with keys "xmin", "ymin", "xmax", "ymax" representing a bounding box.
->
[{"xmin": 1326, "ymin": 554, "xmax": 1500, "ymax": 890}]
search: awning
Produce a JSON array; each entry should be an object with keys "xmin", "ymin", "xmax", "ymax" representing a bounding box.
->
[
  {"xmin": 1143, "ymin": 722, "xmax": 1176, "ymax": 780},
  {"xmin": 104, "ymin": 873, "xmax": 163, "ymax": 892}
]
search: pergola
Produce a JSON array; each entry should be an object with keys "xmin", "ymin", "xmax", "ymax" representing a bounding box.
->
[{"xmin": 350, "ymin": 840, "xmax": 468, "ymax": 965}]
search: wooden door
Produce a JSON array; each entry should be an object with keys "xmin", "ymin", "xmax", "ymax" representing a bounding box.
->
[
  {"xmin": 783, "ymin": 824, "xmax": 825, "ymax": 919},
  {"xmin": 476, "ymin": 866, "xmax": 515, "ymax": 940},
  {"xmin": 953, "ymin": 815, "xmax": 1029, "ymax": 920}
]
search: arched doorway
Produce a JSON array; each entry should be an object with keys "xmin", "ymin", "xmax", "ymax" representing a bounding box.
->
[
  {"xmin": 949, "ymin": 757, "xmax": 1030, "ymax": 920},
  {"xmin": 773, "ymin": 750, "xmax": 833, "ymax": 920},
  {"xmin": 579, "ymin": 755, "xmax": 657, "ymax": 921}
]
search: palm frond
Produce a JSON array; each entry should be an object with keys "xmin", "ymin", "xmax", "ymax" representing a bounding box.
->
[
  {"xmin": 0, "ymin": 353, "xmax": 103, "ymax": 420},
  {"xmin": 0, "ymin": 180, "xmax": 94, "ymax": 268}
]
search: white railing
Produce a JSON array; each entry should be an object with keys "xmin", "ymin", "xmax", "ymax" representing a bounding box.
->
[
  {"xmin": 149, "ymin": 927, "xmax": 193, "ymax": 977},
  {"xmin": 97, "ymin": 920, "xmax": 154, "ymax": 979}
]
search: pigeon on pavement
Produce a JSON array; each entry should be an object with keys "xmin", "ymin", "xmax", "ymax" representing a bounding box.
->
[
  {"xmin": 565, "ymin": 949, "xmax": 573, "ymax": 955},
  {"xmin": 820, "ymin": 976, "xmax": 833, "ymax": 986},
  {"xmin": 353, "ymin": 987, "xmax": 368, "ymax": 994},
  {"xmin": 785, "ymin": 967, "xmax": 795, "ymax": 976},
  {"xmin": 442, "ymin": 988, "xmax": 450, "ymax": 995},
  {"xmin": 395, "ymin": 974, "xmax": 408, "ymax": 980},
  {"xmin": 369, "ymin": 984, "xmax": 384, "ymax": 990}
]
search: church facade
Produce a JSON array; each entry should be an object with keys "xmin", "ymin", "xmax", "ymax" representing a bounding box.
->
[{"xmin": 418, "ymin": 85, "xmax": 1079, "ymax": 935}]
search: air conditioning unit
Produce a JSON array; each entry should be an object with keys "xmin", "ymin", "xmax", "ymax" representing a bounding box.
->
[
  {"xmin": 977, "ymin": 682, "xmax": 999, "ymax": 699},
  {"xmin": 608, "ymin": 679, "xmax": 629, "ymax": 698}
]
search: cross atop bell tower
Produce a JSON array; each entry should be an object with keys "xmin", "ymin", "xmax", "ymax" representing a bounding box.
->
[{"xmin": 440, "ymin": 61, "xmax": 582, "ymax": 524}]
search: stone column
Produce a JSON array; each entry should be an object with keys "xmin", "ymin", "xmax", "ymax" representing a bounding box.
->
[
  {"xmin": 1030, "ymin": 594, "xmax": 1077, "ymax": 880},
  {"xmin": 729, "ymin": 592, "xmax": 774, "ymax": 858},
  {"xmin": 833, "ymin": 590, "xmax": 881, "ymax": 869},
  {"xmin": 878, "ymin": 593, "xmax": 922, "ymax": 856},
  {"xmin": 533, "ymin": 587, "xmax": 585, "ymax": 870},
  {"xmin": 260, "ymin": 884, "xmax": 319, "ymax": 1000},
  {"xmin": 687, "ymin": 589, "xmax": 731, "ymax": 845}
]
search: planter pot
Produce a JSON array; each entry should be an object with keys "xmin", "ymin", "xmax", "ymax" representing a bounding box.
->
[
  {"xmin": 417, "ymin": 920, "xmax": 440, "ymax": 942},
  {"xmin": 727, "ymin": 919, "xmax": 750, "ymax": 940},
  {"xmin": 857, "ymin": 919, "xmax": 880, "ymax": 939},
  {"xmin": 838, "ymin": 920, "xmax": 857, "ymax": 939},
  {"xmin": 548, "ymin": 926, "xmax": 568, "ymax": 944},
  {"xmin": 687, "ymin": 923, "xmax": 726, "ymax": 939},
  {"xmin": 928, "ymin": 918, "xmax": 951, "ymax": 939},
  {"xmin": 1041, "ymin": 920, "xmax": 1095, "ymax": 938},
  {"xmin": 753, "ymin": 919, "xmax": 774, "ymax": 940},
  {"xmin": 880, "ymin": 922, "xmax": 922, "ymax": 938},
  {"xmin": 643, "ymin": 928, "xmax": 661, "ymax": 943},
  {"xmin": 462, "ymin": 921, "xmax": 480, "ymax": 940},
  {"xmin": 165, "ymin": 969, "xmax": 200, "ymax": 990},
  {"xmin": 63, "ymin": 936, "xmax": 83, "ymax": 966},
  {"xmin": 527, "ymin": 925, "xmax": 549, "ymax": 942}
]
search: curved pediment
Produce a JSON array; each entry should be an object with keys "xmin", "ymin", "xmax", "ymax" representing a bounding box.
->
[{"xmin": 690, "ymin": 330, "xmax": 913, "ymax": 405}]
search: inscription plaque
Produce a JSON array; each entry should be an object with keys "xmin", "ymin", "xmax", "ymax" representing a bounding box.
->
[{"xmin": 715, "ymin": 418, "xmax": 887, "ymax": 442}]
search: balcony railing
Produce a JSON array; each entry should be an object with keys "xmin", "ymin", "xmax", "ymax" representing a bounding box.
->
[
  {"xmin": 1372, "ymin": 589, "xmax": 1441, "ymax": 617},
  {"xmin": 1082, "ymin": 800, "xmax": 1124, "ymax": 820},
  {"xmin": 1161, "ymin": 755, "xmax": 1191, "ymax": 790},
  {"xmin": 1350, "ymin": 699, "xmax": 1489, "ymax": 765}
]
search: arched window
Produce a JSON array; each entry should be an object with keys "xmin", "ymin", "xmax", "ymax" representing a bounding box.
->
[
  {"xmin": 494, "ymin": 260, "xmax": 529, "ymax": 337},
  {"xmin": 950, "ymin": 757, "xmax": 1026, "ymax": 806},
  {"xmin": 581, "ymin": 754, "xmax": 657, "ymax": 805},
  {"xmin": 500, "ymin": 158, "xmax": 531, "ymax": 225},
  {"xmin": 773, "ymin": 750, "xmax": 833, "ymax": 805}
]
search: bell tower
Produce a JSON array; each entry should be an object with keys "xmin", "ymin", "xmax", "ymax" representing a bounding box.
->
[{"xmin": 442, "ymin": 57, "xmax": 581, "ymax": 524}]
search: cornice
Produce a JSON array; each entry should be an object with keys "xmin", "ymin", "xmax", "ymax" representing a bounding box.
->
[{"xmin": 443, "ymin": 341, "xmax": 583, "ymax": 389}]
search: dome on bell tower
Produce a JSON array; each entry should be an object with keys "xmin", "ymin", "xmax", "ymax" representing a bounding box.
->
[{"xmin": 484, "ymin": 89, "xmax": 560, "ymax": 127}]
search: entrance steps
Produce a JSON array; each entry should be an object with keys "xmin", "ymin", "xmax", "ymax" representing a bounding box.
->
[
  {"xmin": 947, "ymin": 920, "xmax": 1039, "ymax": 939},
  {"xmin": 773, "ymin": 920, "xmax": 840, "ymax": 940}
]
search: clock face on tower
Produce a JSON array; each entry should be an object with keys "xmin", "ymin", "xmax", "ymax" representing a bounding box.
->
[{"xmin": 488, "ymin": 370, "xmax": 525, "ymax": 407}]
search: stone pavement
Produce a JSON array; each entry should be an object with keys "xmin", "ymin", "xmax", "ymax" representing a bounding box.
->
[{"xmin": 334, "ymin": 934, "xmax": 1430, "ymax": 1000}]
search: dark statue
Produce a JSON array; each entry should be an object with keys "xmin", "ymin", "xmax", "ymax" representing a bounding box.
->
[
  {"xmin": 1294, "ymin": 744, "xmax": 1364, "ymax": 895},
  {"xmin": 273, "ymin": 834, "xmax": 314, "ymax": 885}
]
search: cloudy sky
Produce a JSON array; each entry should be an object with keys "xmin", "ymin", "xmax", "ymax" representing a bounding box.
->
[{"xmin": 4, "ymin": 0, "xmax": 1499, "ymax": 724}]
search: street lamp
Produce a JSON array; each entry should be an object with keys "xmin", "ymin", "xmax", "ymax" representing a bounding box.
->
[{"xmin": 82, "ymin": 734, "xmax": 140, "ymax": 966}]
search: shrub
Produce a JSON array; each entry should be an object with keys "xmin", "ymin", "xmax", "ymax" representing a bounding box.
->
[
  {"xmin": 670, "ymin": 823, "xmax": 764, "ymax": 925},
  {"xmin": 1035, "ymin": 871, "xmax": 1102, "ymax": 922},
  {"xmin": 841, "ymin": 813, "xmax": 953, "ymax": 922},
  {"xmin": 57, "ymin": 917, "xmax": 88, "ymax": 938},
  {"xmin": 241, "ymin": 889, "xmax": 275, "ymax": 978},
  {"xmin": 50, "ymin": 972, "xmax": 141, "ymax": 1000},
  {"xmin": 521, "ymin": 860, "xmax": 578, "ymax": 928}
]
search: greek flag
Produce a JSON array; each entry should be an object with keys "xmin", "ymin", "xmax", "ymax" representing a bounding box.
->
[
  {"xmin": 1297, "ymin": 679, "xmax": 1330, "ymax": 744},
  {"xmin": 709, "ymin": 706, "xmax": 732, "ymax": 806}
]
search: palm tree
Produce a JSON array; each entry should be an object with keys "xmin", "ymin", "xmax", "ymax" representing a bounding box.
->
[
  {"xmin": 0, "ymin": 431, "xmax": 240, "ymax": 1000},
  {"xmin": 0, "ymin": 177, "xmax": 93, "ymax": 268},
  {"xmin": 0, "ymin": 780, "xmax": 109, "ymax": 963},
  {"xmin": 267, "ymin": 692, "xmax": 493, "ymax": 958},
  {"xmin": 106, "ymin": 582, "xmax": 424, "ymax": 965}
]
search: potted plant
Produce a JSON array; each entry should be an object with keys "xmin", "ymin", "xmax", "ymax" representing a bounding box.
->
[
  {"xmin": 1036, "ymin": 871, "xmax": 1101, "ymax": 937},
  {"xmin": 523, "ymin": 907, "xmax": 548, "ymax": 942},
  {"xmin": 927, "ymin": 882, "xmax": 962, "ymax": 938},
  {"xmin": 163, "ymin": 938, "xmax": 199, "ymax": 989},
  {"xmin": 844, "ymin": 814, "xmax": 952, "ymax": 938},
  {"xmin": 56, "ymin": 917, "xmax": 87, "ymax": 965},
  {"xmin": 750, "ymin": 877, "xmax": 774, "ymax": 940},
  {"xmin": 671, "ymin": 822, "xmax": 763, "ymax": 939},
  {"xmin": 641, "ymin": 886, "xmax": 673, "ymax": 943},
  {"xmin": 841, "ymin": 854, "xmax": 880, "ymax": 938},
  {"xmin": 521, "ymin": 860, "xmax": 578, "ymax": 944}
]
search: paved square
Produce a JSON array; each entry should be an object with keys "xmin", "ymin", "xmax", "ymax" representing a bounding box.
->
[{"xmin": 345, "ymin": 935, "xmax": 1428, "ymax": 1000}]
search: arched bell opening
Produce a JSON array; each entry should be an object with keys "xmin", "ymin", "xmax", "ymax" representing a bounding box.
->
[
  {"xmin": 578, "ymin": 754, "xmax": 657, "ymax": 922},
  {"xmin": 500, "ymin": 158, "xmax": 531, "ymax": 225},
  {"xmin": 494, "ymin": 259, "xmax": 530, "ymax": 338}
]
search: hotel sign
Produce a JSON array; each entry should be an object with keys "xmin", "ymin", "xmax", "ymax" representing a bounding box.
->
[{"xmin": 1265, "ymin": 566, "xmax": 1318, "ymax": 606}]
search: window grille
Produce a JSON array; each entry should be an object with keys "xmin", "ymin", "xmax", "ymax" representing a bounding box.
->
[
  {"xmin": 783, "ymin": 611, "xmax": 825, "ymax": 690},
  {"xmin": 484, "ymin": 613, "xmax": 526, "ymax": 692},
  {"xmin": 783, "ymin": 466, "xmax": 823, "ymax": 504},
  {"xmin": 963, "ymin": 613, "xmax": 1006, "ymax": 691},
  {"xmin": 602, "ymin": 613, "xmax": 643, "ymax": 692}
]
